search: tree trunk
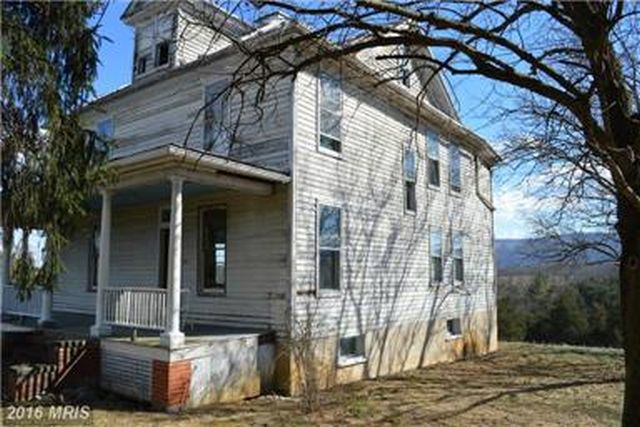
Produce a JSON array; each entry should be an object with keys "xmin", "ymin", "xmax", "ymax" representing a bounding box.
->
[{"xmin": 618, "ymin": 199, "xmax": 640, "ymax": 426}]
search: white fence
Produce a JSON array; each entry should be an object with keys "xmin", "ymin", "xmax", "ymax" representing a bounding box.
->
[
  {"xmin": 2, "ymin": 286, "xmax": 43, "ymax": 318},
  {"xmin": 104, "ymin": 287, "xmax": 169, "ymax": 330}
]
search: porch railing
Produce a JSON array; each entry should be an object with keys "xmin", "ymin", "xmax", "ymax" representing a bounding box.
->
[
  {"xmin": 104, "ymin": 287, "xmax": 168, "ymax": 330},
  {"xmin": 2, "ymin": 286, "xmax": 43, "ymax": 318},
  {"xmin": 103, "ymin": 287, "xmax": 189, "ymax": 331}
]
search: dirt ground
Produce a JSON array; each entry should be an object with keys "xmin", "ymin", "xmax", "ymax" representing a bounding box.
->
[{"xmin": 6, "ymin": 342, "xmax": 625, "ymax": 426}]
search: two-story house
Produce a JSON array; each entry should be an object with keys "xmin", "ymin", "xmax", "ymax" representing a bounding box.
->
[{"xmin": 3, "ymin": 0, "xmax": 499, "ymax": 410}]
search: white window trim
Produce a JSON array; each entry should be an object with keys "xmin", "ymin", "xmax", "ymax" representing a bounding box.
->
[
  {"xmin": 316, "ymin": 72, "xmax": 343, "ymax": 158},
  {"xmin": 337, "ymin": 334, "xmax": 367, "ymax": 367},
  {"xmin": 403, "ymin": 145, "xmax": 417, "ymax": 215},
  {"xmin": 429, "ymin": 226, "xmax": 443, "ymax": 287},
  {"xmin": 426, "ymin": 129, "xmax": 441, "ymax": 190},
  {"xmin": 197, "ymin": 204, "xmax": 228, "ymax": 297},
  {"xmin": 202, "ymin": 81, "xmax": 233, "ymax": 154},
  {"xmin": 452, "ymin": 231, "xmax": 465, "ymax": 288},
  {"xmin": 449, "ymin": 144, "xmax": 463, "ymax": 195},
  {"xmin": 315, "ymin": 200, "xmax": 343, "ymax": 297},
  {"xmin": 445, "ymin": 318, "xmax": 463, "ymax": 340}
]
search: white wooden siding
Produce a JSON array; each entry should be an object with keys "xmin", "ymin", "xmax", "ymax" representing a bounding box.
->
[
  {"xmin": 175, "ymin": 9, "xmax": 231, "ymax": 65},
  {"xmin": 292, "ymin": 70, "xmax": 495, "ymax": 338},
  {"xmin": 83, "ymin": 53, "xmax": 292, "ymax": 174}
]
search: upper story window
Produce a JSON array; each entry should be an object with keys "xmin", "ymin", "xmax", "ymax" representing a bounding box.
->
[
  {"xmin": 318, "ymin": 204, "xmax": 341, "ymax": 290},
  {"xmin": 155, "ymin": 41, "xmax": 170, "ymax": 67},
  {"xmin": 430, "ymin": 227, "xmax": 443, "ymax": 284},
  {"xmin": 204, "ymin": 81, "xmax": 231, "ymax": 155},
  {"xmin": 395, "ymin": 46, "xmax": 411, "ymax": 88},
  {"xmin": 426, "ymin": 129, "xmax": 440, "ymax": 187},
  {"xmin": 319, "ymin": 73, "xmax": 342, "ymax": 154},
  {"xmin": 404, "ymin": 147, "xmax": 417, "ymax": 212},
  {"xmin": 135, "ymin": 15, "xmax": 173, "ymax": 76},
  {"xmin": 449, "ymin": 144, "xmax": 461, "ymax": 193},
  {"xmin": 96, "ymin": 118, "xmax": 114, "ymax": 140},
  {"xmin": 452, "ymin": 231, "xmax": 464, "ymax": 283}
]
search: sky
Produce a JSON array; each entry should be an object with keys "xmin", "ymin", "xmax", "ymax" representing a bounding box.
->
[{"xmin": 93, "ymin": 1, "xmax": 535, "ymax": 240}]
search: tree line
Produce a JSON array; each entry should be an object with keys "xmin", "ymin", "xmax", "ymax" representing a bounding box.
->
[{"xmin": 499, "ymin": 273, "xmax": 622, "ymax": 348}]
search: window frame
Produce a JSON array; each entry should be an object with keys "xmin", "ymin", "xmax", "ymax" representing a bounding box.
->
[
  {"xmin": 452, "ymin": 231, "xmax": 464, "ymax": 285},
  {"xmin": 203, "ymin": 81, "xmax": 232, "ymax": 155},
  {"xmin": 197, "ymin": 205, "xmax": 228, "ymax": 297},
  {"xmin": 449, "ymin": 144, "xmax": 462, "ymax": 194},
  {"xmin": 403, "ymin": 146, "xmax": 417, "ymax": 214},
  {"xmin": 337, "ymin": 334, "xmax": 366, "ymax": 366},
  {"xmin": 154, "ymin": 40, "xmax": 171, "ymax": 67},
  {"xmin": 446, "ymin": 318, "xmax": 463, "ymax": 339},
  {"xmin": 426, "ymin": 129, "xmax": 440, "ymax": 188},
  {"xmin": 316, "ymin": 202, "xmax": 342, "ymax": 295},
  {"xmin": 317, "ymin": 72, "xmax": 343, "ymax": 157},
  {"xmin": 430, "ymin": 227, "xmax": 443, "ymax": 286}
]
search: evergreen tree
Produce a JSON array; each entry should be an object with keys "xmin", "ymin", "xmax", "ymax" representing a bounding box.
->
[
  {"xmin": 1, "ymin": 1, "xmax": 111, "ymax": 297},
  {"xmin": 548, "ymin": 287, "xmax": 589, "ymax": 345}
]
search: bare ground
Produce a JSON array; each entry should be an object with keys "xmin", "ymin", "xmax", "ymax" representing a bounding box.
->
[{"xmin": 13, "ymin": 342, "xmax": 621, "ymax": 426}]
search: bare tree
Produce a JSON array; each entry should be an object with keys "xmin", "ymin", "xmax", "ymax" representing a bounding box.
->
[{"xmin": 190, "ymin": 1, "xmax": 639, "ymax": 423}]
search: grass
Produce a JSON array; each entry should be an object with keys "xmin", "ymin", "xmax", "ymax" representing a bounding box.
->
[{"xmin": 85, "ymin": 342, "xmax": 625, "ymax": 426}]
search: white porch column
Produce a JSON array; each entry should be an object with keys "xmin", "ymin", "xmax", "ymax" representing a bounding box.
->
[
  {"xmin": 160, "ymin": 177, "xmax": 185, "ymax": 348},
  {"xmin": 90, "ymin": 189, "xmax": 113, "ymax": 337},
  {"xmin": 38, "ymin": 290, "xmax": 54, "ymax": 326}
]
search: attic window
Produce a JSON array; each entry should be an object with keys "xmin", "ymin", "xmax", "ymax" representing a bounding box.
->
[
  {"xmin": 155, "ymin": 41, "xmax": 170, "ymax": 67},
  {"xmin": 136, "ymin": 55, "xmax": 149, "ymax": 75}
]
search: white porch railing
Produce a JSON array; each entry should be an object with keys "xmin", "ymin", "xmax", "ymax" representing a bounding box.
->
[
  {"xmin": 103, "ymin": 287, "xmax": 189, "ymax": 331},
  {"xmin": 2, "ymin": 286, "xmax": 43, "ymax": 318}
]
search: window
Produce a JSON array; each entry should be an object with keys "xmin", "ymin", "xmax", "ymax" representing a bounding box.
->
[
  {"xmin": 395, "ymin": 46, "xmax": 411, "ymax": 88},
  {"xmin": 449, "ymin": 144, "xmax": 461, "ymax": 193},
  {"xmin": 452, "ymin": 231, "xmax": 464, "ymax": 283},
  {"xmin": 430, "ymin": 227, "xmax": 443, "ymax": 284},
  {"xmin": 426, "ymin": 130, "xmax": 440, "ymax": 187},
  {"xmin": 199, "ymin": 208, "xmax": 227, "ymax": 294},
  {"xmin": 136, "ymin": 55, "xmax": 149, "ymax": 75},
  {"xmin": 87, "ymin": 224, "xmax": 99, "ymax": 292},
  {"xmin": 319, "ymin": 73, "xmax": 342, "ymax": 153},
  {"xmin": 339, "ymin": 335, "xmax": 365, "ymax": 363},
  {"xmin": 404, "ymin": 147, "xmax": 417, "ymax": 212},
  {"xmin": 155, "ymin": 40, "xmax": 170, "ymax": 67},
  {"xmin": 95, "ymin": 119, "xmax": 114, "ymax": 154},
  {"xmin": 318, "ymin": 204, "xmax": 341, "ymax": 290},
  {"xmin": 447, "ymin": 318, "xmax": 462, "ymax": 337},
  {"xmin": 204, "ymin": 81, "xmax": 231, "ymax": 155}
]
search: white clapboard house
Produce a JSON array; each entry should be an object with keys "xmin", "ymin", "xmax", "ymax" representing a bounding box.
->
[{"xmin": 2, "ymin": 0, "xmax": 499, "ymax": 410}]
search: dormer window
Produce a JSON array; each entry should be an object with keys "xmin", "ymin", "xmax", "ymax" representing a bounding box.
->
[
  {"xmin": 134, "ymin": 14, "xmax": 173, "ymax": 77},
  {"xmin": 155, "ymin": 41, "xmax": 170, "ymax": 67},
  {"xmin": 136, "ymin": 55, "xmax": 149, "ymax": 75}
]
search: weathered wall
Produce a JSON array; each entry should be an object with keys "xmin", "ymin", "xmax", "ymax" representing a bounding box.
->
[{"xmin": 291, "ymin": 68, "xmax": 496, "ymax": 350}]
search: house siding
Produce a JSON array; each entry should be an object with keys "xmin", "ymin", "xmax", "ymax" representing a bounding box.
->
[
  {"xmin": 55, "ymin": 187, "xmax": 290, "ymax": 332},
  {"xmin": 83, "ymin": 54, "xmax": 292, "ymax": 174},
  {"xmin": 291, "ymin": 70, "xmax": 496, "ymax": 340}
]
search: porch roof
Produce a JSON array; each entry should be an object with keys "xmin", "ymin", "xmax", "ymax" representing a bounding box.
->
[{"xmin": 107, "ymin": 144, "xmax": 290, "ymax": 196}]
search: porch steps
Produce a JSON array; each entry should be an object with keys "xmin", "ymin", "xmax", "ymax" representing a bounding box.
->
[{"xmin": 4, "ymin": 339, "xmax": 99, "ymax": 402}]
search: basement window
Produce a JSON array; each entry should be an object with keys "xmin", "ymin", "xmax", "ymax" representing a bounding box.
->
[
  {"xmin": 446, "ymin": 318, "xmax": 462, "ymax": 338},
  {"xmin": 338, "ymin": 335, "xmax": 366, "ymax": 366}
]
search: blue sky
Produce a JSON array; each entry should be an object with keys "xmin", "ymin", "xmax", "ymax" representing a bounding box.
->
[{"xmin": 93, "ymin": 1, "xmax": 534, "ymax": 239}]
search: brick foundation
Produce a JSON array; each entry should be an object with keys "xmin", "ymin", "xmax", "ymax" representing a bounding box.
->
[{"xmin": 151, "ymin": 360, "xmax": 192, "ymax": 410}]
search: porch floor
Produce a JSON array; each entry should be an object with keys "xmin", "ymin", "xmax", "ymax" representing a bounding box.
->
[{"xmin": 2, "ymin": 311, "xmax": 270, "ymax": 343}]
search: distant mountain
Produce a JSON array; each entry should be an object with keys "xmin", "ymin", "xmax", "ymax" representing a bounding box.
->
[{"xmin": 495, "ymin": 233, "xmax": 619, "ymax": 274}]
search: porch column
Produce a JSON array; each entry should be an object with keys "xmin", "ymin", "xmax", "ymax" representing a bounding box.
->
[
  {"xmin": 38, "ymin": 290, "xmax": 54, "ymax": 327},
  {"xmin": 90, "ymin": 189, "xmax": 113, "ymax": 337},
  {"xmin": 160, "ymin": 177, "xmax": 185, "ymax": 348}
]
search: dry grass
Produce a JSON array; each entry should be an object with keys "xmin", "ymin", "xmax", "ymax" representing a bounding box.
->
[{"xmin": 88, "ymin": 342, "xmax": 624, "ymax": 426}]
